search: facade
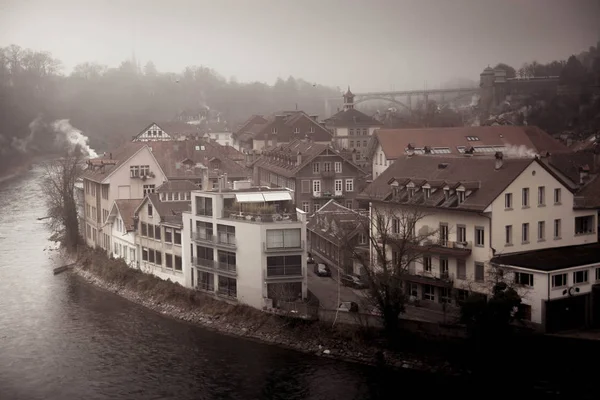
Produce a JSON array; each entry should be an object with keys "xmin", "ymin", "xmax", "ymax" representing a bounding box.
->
[
  {"xmin": 203, "ymin": 131, "xmax": 235, "ymax": 148},
  {"xmin": 252, "ymin": 139, "xmax": 368, "ymax": 212},
  {"xmin": 233, "ymin": 111, "xmax": 332, "ymax": 152},
  {"xmin": 134, "ymin": 193, "xmax": 190, "ymax": 285},
  {"xmin": 361, "ymin": 152, "xmax": 596, "ymax": 330},
  {"xmin": 324, "ymin": 87, "xmax": 382, "ymax": 169},
  {"xmin": 307, "ymin": 200, "xmax": 369, "ymax": 276},
  {"xmin": 182, "ymin": 181, "xmax": 308, "ymax": 311},
  {"xmin": 107, "ymin": 199, "xmax": 142, "ymax": 268},
  {"xmin": 132, "ymin": 122, "xmax": 201, "ymax": 142},
  {"xmin": 82, "ymin": 143, "xmax": 167, "ymax": 250},
  {"xmin": 366, "ymin": 125, "xmax": 572, "ymax": 179}
]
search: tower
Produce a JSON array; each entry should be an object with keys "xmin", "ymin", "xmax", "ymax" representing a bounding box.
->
[{"xmin": 343, "ymin": 86, "xmax": 355, "ymax": 111}]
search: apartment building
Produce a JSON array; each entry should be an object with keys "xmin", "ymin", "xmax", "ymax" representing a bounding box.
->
[
  {"xmin": 182, "ymin": 181, "xmax": 308, "ymax": 311},
  {"xmin": 366, "ymin": 125, "xmax": 572, "ymax": 178},
  {"xmin": 134, "ymin": 190, "xmax": 190, "ymax": 285},
  {"xmin": 132, "ymin": 122, "xmax": 201, "ymax": 142},
  {"xmin": 107, "ymin": 199, "xmax": 142, "ymax": 268},
  {"xmin": 307, "ymin": 200, "xmax": 369, "ymax": 276},
  {"xmin": 361, "ymin": 152, "xmax": 598, "ymax": 331},
  {"xmin": 252, "ymin": 139, "xmax": 368, "ymax": 212}
]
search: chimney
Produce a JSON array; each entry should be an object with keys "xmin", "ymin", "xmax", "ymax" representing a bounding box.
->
[
  {"xmin": 495, "ymin": 151, "xmax": 504, "ymax": 170},
  {"xmin": 201, "ymin": 167, "xmax": 209, "ymax": 191},
  {"xmin": 296, "ymin": 151, "xmax": 302, "ymax": 166}
]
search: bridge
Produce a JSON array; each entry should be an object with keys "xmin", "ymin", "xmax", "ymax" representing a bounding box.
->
[{"xmin": 324, "ymin": 87, "xmax": 479, "ymax": 116}]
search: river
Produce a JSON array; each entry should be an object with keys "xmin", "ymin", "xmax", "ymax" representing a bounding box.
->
[{"xmin": 0, "ymin": 166, "xmax": 592, "ymax": 399}]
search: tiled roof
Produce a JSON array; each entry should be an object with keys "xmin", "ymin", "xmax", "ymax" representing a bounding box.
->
[
  {"xmin": 236, "ymin": 111, "xmax": 332, "ymax": 143},
  {"xmin": 307, "ymin": 200, "xmax": 369, "ymax": 246},
  {"xmin": 360, "ymin": 154, "xmax": 535, "ymax": 212},
  {"xmin": 325, "ymin": 108, "xmax": 383, "ymax": 127},
  {"xmin": 233, "ymin": 115, "xmax": 269, "ymax": 139},
  {"xmin": 113, "ymin": 199, "xmax": 143, "ymax": 231},
  {"xmin": 252, "ymin": 139, "xmax": 365, "ymax": 179},
  {"xmin": 81, "ymin": 142, "xmax": 146, "ymax": 183},
  {"xmin": 219, "ymin": 145, "xmax": 245, "ymax": 161},
  {"xmin": 156, "ymin": 180, "xmax": 198, "ymax": 192},
  {"xmin": 154, "ymin": 121, "xmax": 201, "ymax": 136},
  {"xmin": 147, "ymin": 140, "xmax": 250, "ymax": 180},
  {"xmin": 370, "ymin": 126, "xmax": 571, "ymax": 161},
  {"xmin": 145, "ymin": 194, "xmax": 191, "ymax": 226},
  {"xmin": 491, "ymin": 243, "xmax": 600, "ymax": 271},
  {"xmin": 546, "ymin": 151, "xmax": 597, "ymax": 185}
]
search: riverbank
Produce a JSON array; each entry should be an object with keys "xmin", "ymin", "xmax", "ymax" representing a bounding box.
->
[{"xmin": 71, "ymin": 248, "xmax": 465, "ymax": 375}]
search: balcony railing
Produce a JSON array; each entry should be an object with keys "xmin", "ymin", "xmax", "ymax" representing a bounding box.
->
[
  {"xmin": 216, "ymin": 262, "xmax": 237, "ymax": 274},
  {"xmin": 192, "ymin": 257, "xmax": 215, "ymax": 269},
  {"xmin": 196, "ymin": 208, "xmax": 213, "ymax": 217},
  {"xmin": 197, "ymin": 282, "xmax": 214, "ymax": 292},
  {"xmin": 223, "ymin": 210, "xmax": 298, "ymax": 223},
  {"xmin": 216, "ymin": 233, "xmax": 237, "ymax": 248},
  {"xmin": 263, "ymin": 241, "xmax": 305, "ymax": 253},
  {"xmin": 266, "ymin": 265, "xmax": 303, "ymax": 278},
  {"xmin": 430, "ymin": 239, "xmax": 472, "ymax": 250},
  {"xmin": 191, "ymin": 231, "xmax": 215, "ymax": 243},
  {"xmin": 415, "ymin": 269, "xmax": 454, "ymax": 281},
  {"xmin": 320, "ymin": 191, "xmax": 344, "ymax": 198}
]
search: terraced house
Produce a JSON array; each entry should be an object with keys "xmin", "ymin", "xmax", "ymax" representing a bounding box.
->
[
  {"xmin": 362, "ymin": 152, "xmax": 599, "ymax": 332},
  {"xmin": 252, "ymin": 139, "xmax": 368, "ymax": 212}
]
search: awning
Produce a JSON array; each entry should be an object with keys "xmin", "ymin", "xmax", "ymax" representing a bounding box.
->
[
  {"xmin": 262, "ymin": 191, "xmax": 292, "ymax": 202},
  {"xmin": 235, "ymin": 193, "xmax": 265, "ymax": 203}
]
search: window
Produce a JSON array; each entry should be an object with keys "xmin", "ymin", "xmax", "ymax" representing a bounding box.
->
[
  {"xmin": 271, "ymin": 128, "xmax": 277, "ymax": 134},
  {"xmin": 155, "ymin": 250, "xmax": 162, "ymax": 266},
  {"xmin": 457, "ymin": 225, "xmax": 466, "ymax": 243},
  {"xmin": 457, "ymin": 190, "xmax": 465, "ymax": 204},
  {"xmin": 345, "ymin": 200, "xmax": 353, "ymax": 209},
  {"xmin": 165, "ymin": 253, "xmax": 173, "ymax": 268},
  {"xmin": 349, "ymin": 140, "xmax": 354, "ymax": 147},
  {"xmin": 475, "ymin": 227, "xmax": 484, "ymax": 247},
  {"xmin": 439, "ymin": 223, "xmax": 449, "ymax": 245},
  {"xmin": 301, "ymin": 180, "xmax": 310, "ymax": 193},
  {"xmin": 130, "ymin": 166, "xmax": 139, "ymax": 177},
  {"xmin": 552, "ymin": 273, "xmax": 567, "ymax": 288},
  {"xmin": 554, "ymin": 219, "xmax": 561, "ymax": 239},
  {"xmin": 312, "ymin": 180, "xmax": 321, "ymax": 193},
  {"xmin": 362, "ymin": 129, "xmax": 367, "ymax": 136},
  {"xmin": 349, "ymin": 129, "xmax": 354, "ymax": 136},
  {"xmin": 323, "ymin": 162, "xmax": 331, "ymax": 172},
  {"xmin": 155, "ymin": 225, "xmax": 161, "ymax": 240},
  {"xmin": 423, "ymin": 256, "xmax": 432, "ymax": 272},
  {"xmin": 554, "ymin": 188, "xmax": 561, "ymax": 204},
  {"xmin": 147, "ymin": 223, "xmax": 154, "ymax": 239},
  {"xmin": 101, "ymin": 185, "xmax": 108, "ymax": 200},
  {"xmin": 358, "ymin": 232, "xmax": 368, "ymax": 245},
  {"xmin": 165, "ymin": 228, "xmax": 173, "ymax": 243},
  {"xmin": 334, "ymin": 179, "xmax": 342, "ymax": 193},
  {"xmin": 142, "ymin": 247, "xmax": 148, "ymax": 261},
  {"xmin": 309, "ymin": 126, "xmax": 314, "ymax": 133},
  {"xmin": 356, "ymin": 141, "xmax": 361, "ymax": 148},
  {"xmin": 573, "ymin": 270, "xmax": 588, "ymax": 284},
  {"xmin": 522, "ymin": 223, "xmax": 529, "ymax": 243},
  {"xmin": 174, "ymin": 230, "xmax": 182, "ymax": 245},
  {"xmin": 345, "ymin": 179, "xmax": 354, "ymax": 192},
  {"xmin": 148, "ymin": 204, "xmax": 153, "ymax": 217},
  {"xmin": 267, "ymin": 255, "xmax": 302, "ymax": 277},
  {"xmin": 597, "ymin": 267, "xmax": 600, "ymax": 281},
  {"xmin": 313, "ymin": 203, "xmax": 320, "ymax": 213},
  {"xmin": 522, "ymin": 188, "xmax": 529, "ymax": 207},
  {"xmin": 514, "ymin": 272, "xmax": 533, "ymax": 287},
  {"xmin": 505, "ymin": 193, "xmax": 512, "ymax": 209},
  {"xmin": 424, "ymin": 188, "xmax": 431, "ymax": 199},
  {"xmin": 474, "ymin": 262, "xmax": 485, "ymax": 282},
  {"xmin": 575, "ymin": 215, "xmax": 595, "ymax": 235},
  {"xmin": 334, "ymin": 162, "xmax": 342, "ymax": 173},
  {"xmin": 457, "ymin": 260, "xmax": 466, "ymax": 279},
  {"xmin": 148, "ymin": 248, "xmax": 155, "ymax": 263},
  {"xmin": 538, "ymin": 186, "xmax": 545, "ymax": 206},
  {"xmin": 505, "ymin": 225, "xmax": 513, "ymax": 245},
  {"xmin": 174, "ymin": 255, "xmax": 182, "ymax": 271},
  {"xmin": 537, "ymin": 221, "xmax": 545, "ymax": 241},
  {"xmin": 140, "ymin": 165, "xmax": 150, "ymax": 176},
  {"xmin": 440, "ymin": 258, "xmax": 449, "ymax": 276},
  {"xmin": 390, "ymin": 218, "xmax": 400, "ymax": 235},
  {"xmin": 422, "ymin": 285, "xmax": 435, "ymax": 301},
  {"xmin": 266, "ymin": 229, "xmax": 301, "ymax": 249},
  {"xmin": 294, "ymin": 127, "xmax": 299, "ymax": 134},
  {"xmin": 302, "ymin": 202, "xmax": 309, "ymax": 212},
  {"xmin": 312, "ymin": 162, "xmax": 320, "ymax": 173},
  {"xmin": 141, "ymin": 223, "xmax": 147, "ymax": 237},
  {"xmin": 143, "ymin": 185, "xmax": 155, "ymax": 195}
]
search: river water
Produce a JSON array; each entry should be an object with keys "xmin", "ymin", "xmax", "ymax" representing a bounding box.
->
[{"xmin": 0, "ymin": 166, "xmax": 591, "ymax": 399}]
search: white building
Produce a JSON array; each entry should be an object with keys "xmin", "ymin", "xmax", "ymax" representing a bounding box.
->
[
  {"xmin": 107, "ymin": 199, "xmax": 141, "ymax": 268},
  {"xmin": 182, "ymin": 180, "xmax": 308, "ymax": 311},
  {"xmin": 362, "ymin": 152, "xmax": 599, "ymax": 331}
]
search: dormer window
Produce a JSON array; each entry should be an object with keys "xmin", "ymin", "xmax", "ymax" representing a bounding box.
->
[
  {"xmin": 424, "ymin": 188, "xmax": 431, "ymax": 199},
  {"xmin": 272, "ymin": 128, "xmax": 277, "ymax": 134},
  {"xmin": 309, "ymin": 126, "xmax": 315, "ymax": 133},
  {"xmin": 457, "ymin": 190, "xmax": 465, "ymax": 204},
  {"xmin": 408, "ymin": 188, "xmax": 415, "ymax": 198},
  {"xmin": 444, "ymin": 188, "xmax": 450, "ymax": 200},
  {"xmin": 294, "ymin": 127, "xmax": 300, "ymax": 134}
]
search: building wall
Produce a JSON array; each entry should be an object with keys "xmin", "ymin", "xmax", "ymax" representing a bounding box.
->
[
  {"xmin": 490, "ymin": 161, "xmax": 598, "ymax": 254},
  {"xmin": 371, "ymin": 142, "xmax": 393, "ymax": 179},
  {"xmin": 109, "ymin": 213, "xmax": 137, "ymax": 268},
  {"xmin": 134, "ymin": 123, "xmax": 173, "ymax": 141},
  {"xmin": 205, "ymin": 132, "xmax": 234, "ymax": 147}
]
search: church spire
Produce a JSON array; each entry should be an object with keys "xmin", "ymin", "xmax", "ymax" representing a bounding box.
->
[{"xmin": 343, "ymin": 86, "xmax": 355, "ymax": 110}]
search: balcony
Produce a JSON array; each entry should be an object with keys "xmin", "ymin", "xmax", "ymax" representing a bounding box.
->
[
  {"xmin": 266, "ymin": 265, "xmax": 303, "ymax": 279},
  {"xmin": 407, "ymin": 266, "xmax": 454, "ymax": 287},
  {"xmin": 216, "ymin": 233, "xmax": 237, "ymax": 248},
  {"xmin": 192, "ymin": 257, "xmax": 216, "ymax": 270},
  {"xmin": 196, "ymin": 208, "xmax": 213, "ymax": 217},
  {"xmin": 191, "ymin": 231, "xmax": 215, "ymax": 244},
  {"xmin": 223, "ymin": 209, "xmax": 298, "ymax": 223},
  {"xmin": 263, "ymin": 241, "xmax": 305, "ymax": 253},
  {"xmin": 216, "ymin": 262, "xmax": 237, "ymax": 275},
  {"xmin": 319, "ymin": 191, "xmax": 344, "ymax": 199},
  {"xmin": 421, "ymin": 239, "xmax": 472, "ymax": 257}
]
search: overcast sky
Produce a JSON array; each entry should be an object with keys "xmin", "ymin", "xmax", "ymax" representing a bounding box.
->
[{"xmin": 1, "ymin": 0, "xmax": 598, "ymax": 92}]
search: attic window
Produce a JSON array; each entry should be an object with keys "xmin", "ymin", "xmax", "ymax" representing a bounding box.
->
[
  {"xmin": 272, "ymin": 128, "xmax": 277, "ymax": 134},
  {"xmin": 457, "ymin": 190, "xmax": 465, "ymax": 204},
  {"xmin": 294, "ymin": 128, "xmax": 299, "ymax": 134},
  {"xmin": 309, "ymin": 126, "xmax": 315, "ymax": 133},
  {"xmin": 195, "ymin": 146, "xmax": 200, "ymax": 151},
  {"xmin": 424, "ymin": 188, "xmax": 431, "ymax": 199},
  {"xmin": 466, "ymin": 136, "xmax": 480, "ymax": 141},
  {"xmin": 408, "ymin": 188, "xmax": 415, "ymax": 198}
]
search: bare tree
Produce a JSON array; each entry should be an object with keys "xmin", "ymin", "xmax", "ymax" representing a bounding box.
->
[
  {"xmin": 333, "ymin": 203, "xmax": 439, "ymax": 337},
  {"xmin": 40, "ymin": 146, "xmax": 84, "ymax": 251}
]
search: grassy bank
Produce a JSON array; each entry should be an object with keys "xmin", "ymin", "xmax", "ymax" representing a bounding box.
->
[{"xmin": 74, "ymin": 247, "xmax": 465, "ymax": 374}]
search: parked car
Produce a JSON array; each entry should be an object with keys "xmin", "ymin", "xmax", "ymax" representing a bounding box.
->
[
  {"xmin": 341, "ymin": 274, "xmax": 367, "ymax": 289},
  {"xmin": 314, "ymin": 263, "xmax": 331, "ymax": 277},
  {"xmin": 307, "ymin": 252, "xmax": 316, "ymax": 264},
  {"xmin": 337, "ymin": 301, "xmax": 359, "ymax": 313}
]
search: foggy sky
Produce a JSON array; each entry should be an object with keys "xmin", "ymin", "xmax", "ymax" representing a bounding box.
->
[{"xmin": 1, "ymin": 0, "xmax": 599, "ymax": 92}]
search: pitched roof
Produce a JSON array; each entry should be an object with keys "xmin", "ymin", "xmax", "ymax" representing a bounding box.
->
[
  {"xmin": 370, "ymin": 126, "xmax": 571, "ymax": 161},
  {"xmin": 325, "ymin": 108, "xmax": 383, "ymax": 127},
  {"xmin": 140, "ymin": 194, "xmax": 191, "ymax": 226},
  {"xmin": 235, "ymin": 111, "xmax": 332, "ymax": 143},
  {"xmin": 147, "ymin": 140, "xmax": 250, "ymax": 179},
  {"xmin": 112, "ymin": 199, "xmax": 143, "ymax": 231},
  {"xmin": 252, "ymin": 139, "xmax": 365, "ymax": 179},
  {"xmin": 81, "ymin": 142, "xmax": 146, "ymax": 183},
  {"xmin": 156, "ymin": 180, "xmax": 198, "ymax": 192},
  {"xmin": 307, "ymin": 200, "xmax": 369, "ymax": 246},
  {"xmin": 219, "ymin": 145, "xmax": 245, "ymax": 161},
  {"xmin": 360, "ymin": 154, "xmax": 536, "ymax": 212},
  {"xmin": 491, "ymin": 243, "xmax": 600, "ymax": 272},
  {"xmin": 153, "ymin": 121, "xmax": 201, "ymax": 136}
]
